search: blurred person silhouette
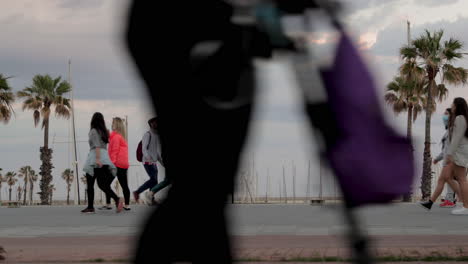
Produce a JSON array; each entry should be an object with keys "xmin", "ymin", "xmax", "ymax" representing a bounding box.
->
[{"xmin": 125, "ymin": 1, "xmax": 414, "ymax": 263}]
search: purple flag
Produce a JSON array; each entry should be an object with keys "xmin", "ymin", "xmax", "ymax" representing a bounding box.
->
[{"xmin": 320, "ymin": 32, "xmax": 414, "ymax": 207}]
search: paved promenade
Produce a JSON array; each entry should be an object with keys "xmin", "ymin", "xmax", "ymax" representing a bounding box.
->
[{"xmin": 1, "ymin": 203, "xmax": 468, "ymax": 263}]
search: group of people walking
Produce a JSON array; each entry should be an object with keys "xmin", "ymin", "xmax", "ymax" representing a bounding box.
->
[
  {"xmin": 420, "ymin": 97, "xmax": 468, "ymax": 215},
  {"xmin": 78, "ymin": 97, "xmax": 468, "ymax": 214},
  {"xmin": 81, "ymin": 113, "xmax": 168, "ymax": 213}
]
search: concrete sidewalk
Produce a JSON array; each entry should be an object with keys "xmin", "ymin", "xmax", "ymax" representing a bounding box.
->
[
  {"xmin": 2, "ymin": 204, "xmax": 468, "ymax": 263},
  {"xmin": 3, "ymin": 235, "xmax": 468, "ymax": 263}
]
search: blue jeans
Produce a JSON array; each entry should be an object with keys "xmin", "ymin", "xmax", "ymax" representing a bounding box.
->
[{"xmin": 136, "ymin": 164, "xmax": 158, "ymax": 194}]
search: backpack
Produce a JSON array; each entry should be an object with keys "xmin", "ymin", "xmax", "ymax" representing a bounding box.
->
[{"xmin": 136, "ymin": 132, "xmax": 152, "ymax": 162}]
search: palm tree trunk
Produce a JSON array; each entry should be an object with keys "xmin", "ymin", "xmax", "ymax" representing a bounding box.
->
[
  {"xmin": 44, "ymin": 117, "xmax": 49, "ymax": 149},
  {"xmin": 407, "ymin": 106, "xmax": 413, "ymax": 141},
  {"xmin": 403, "ymin": 106, "xmax": 414, "ymax": 202},
  {"xmin": 421, "ymin": 78, "xmax": 434, "ymax": 200},
  {"xmin": 30, "ymin": 183, "xmax": 34, "ymax": 205},
  {"xmin": 8, "ymin": 188, "xmax": 11, "ymax": 201},
  {"xmin": 67, "ymin": 186, "xmax": 70, "ymax": 205},
  {"xmin": 23, "ymin": 176, "xmax": 28, "ymax": 205},
  {"xmin": 39, "ymin": 118, "xmax": 53, "ymax": 205}
]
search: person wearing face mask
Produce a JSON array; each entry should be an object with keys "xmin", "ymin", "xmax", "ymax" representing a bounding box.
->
[
  {"xmin": 420, "ymin": 98, "xmax": 468, "ymax": 214},
  {"xmin": 434, "ymin": 108, "xmax": 456, "ymax": 208},
  {"xmin": 420, "ymin": 106, "xmax": 463, "ymax": 211}
]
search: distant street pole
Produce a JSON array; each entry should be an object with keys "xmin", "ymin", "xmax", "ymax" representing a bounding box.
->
[
  {"xmin": 407, "ymin": 20, "xmax": 411, "ymax": 46},
  {"xmin": 292, "ymin": 161, "xmax": 296, "ymax": 203},
  {"xmin": 69, "ymin": 59, "xmax": 80, "ymax": 205},
  {"xmin": 282, "ymin": 165, "xmax": 287, "ymax": 203}
]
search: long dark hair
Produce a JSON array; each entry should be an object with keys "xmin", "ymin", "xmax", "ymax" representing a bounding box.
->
[
  {"xmin": 450, "ymin": 97, "xmax": 468, "ymax": 138},
  {"xmin": 90, "ymin": 112, "xmax": 109, "ymax": 144}
]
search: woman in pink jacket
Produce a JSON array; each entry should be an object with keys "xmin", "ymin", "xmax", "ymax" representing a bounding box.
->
[{"xmin": 101, "ymin": 117, "xmax": 131, "ymax": 210}]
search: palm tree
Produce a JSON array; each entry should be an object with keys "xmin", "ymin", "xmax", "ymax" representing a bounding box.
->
[
  {"xmin": 0, "ymin": 74, "xmax": 15, "ymax": 124},
  {"xmin": 385, "ymin": 75, "xmax": 448, "ymax": 201},
  {"xmin": 62, "ymin": 169, "xmax": 74, "ymax": 205},
  {"xmin": 29, "ymin": 170, "xmax": 38, "ymax": 205},
  {"xmin": 16, "ymin": 185, "xmax": 23, "ymax": 202},
  {"xmin": 385, "ymin": 76, "xmax": 425, "ymax": 142},
  {"xmin": 5, "ymin": 171, "xmax": 18, "ymax": 201},
  {"xmin": 0, "ymin": 169, "xmax": 5, "ymax": 202},
  {"xmin": 18, "ymin": 166, "xmax": 33, "ymax": 205},
  {"xmin": 49, "ymin": 184, "xmax": 56, "ymax": 205},
  {"xmin": 17, "ymin": 75, "xmax": 71, "ymax": 204},
  {"xmin": 80, "ymin": 175, "xmax": 87, "ymax": 203},
  {"xmin": 401, "ymin": 30, "xmax": 468, "ymax": 200}
]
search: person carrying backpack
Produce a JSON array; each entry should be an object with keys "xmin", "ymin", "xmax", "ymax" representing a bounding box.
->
[{"xmin": 133, "ymin": 117, "xmax": 163, "ymax": 202}]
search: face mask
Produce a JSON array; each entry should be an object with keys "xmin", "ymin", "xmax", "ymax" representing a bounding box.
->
[{"xmin": 443, "ymin": 115, "xmax": 449, "ymax": 126}]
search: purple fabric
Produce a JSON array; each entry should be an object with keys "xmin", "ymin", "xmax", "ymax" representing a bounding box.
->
[{"xmin": 320, "ymin": 32, "xmax": 414, "ymax": 207}]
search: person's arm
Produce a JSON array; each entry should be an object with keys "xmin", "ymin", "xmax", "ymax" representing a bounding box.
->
[
  {"xmin": 434, "ymin": 150, "xmax": 444, "ymax": 164},
  {"xmin": 142, "ymin": 132, "xmax": 150, "ymax": 162},
  {"xmin": 96, "ymin": 147, "xmax": 102, "ymax": 167},
  {"xmin": 446, "ymin": 116, "xmax": 467, "ymax": 163},
  {"xmin": 89, "ymin": 129, "xmax": 103, "ymax": 167},
  {"xmin": 109, "ymin": 135, "xmax": 120, "ymax": 165}
]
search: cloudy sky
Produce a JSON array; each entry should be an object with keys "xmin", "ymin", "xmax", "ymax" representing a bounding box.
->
[{"xmin": 1, "ymin": 0, "xmax": 468, "ymax": 202}]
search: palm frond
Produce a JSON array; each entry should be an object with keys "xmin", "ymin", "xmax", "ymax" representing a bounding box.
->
[
  {"xmin": 413, "ymin": 103, "xmax": 424, "ymax": 122},
  {"xmin": 33, "ymin": 110, "xmax": 40, "ymax": 127},
  {"xmin": 22, "ymin": 97, "xmax": 43, "ymax": 111},
  {"xmin": 387, "ymin": 78, "xmax": 403, "ymax": 92},
  {"xmin": 384, "ymin": 91, "xmax": 407, "ymax": 114},
  {"xmin": 443, "ymin": 38, "xmax": 464, "ymax": 61},
  {"xmin": 17, "ymin": 91, "xmax": 29, "ymax": 98},
  {"xmin": 400, "ymin": 46, "xmax": 418, "ymax": 60},
  {"xmin": 55, "ymin": 81, "xmax": 71, "ymax": 96},
  {"xmin": 53, "ymin": 77, "xmax": 62, "ymax": 91},
  {"xmin": 55, "ymin": 104, "xmax": 70, "ymax": 119},
  {"xmin": 0, "ymin": 105, "xmax": 12, "ymax": 123},
  {"xmin": 434, "ymin": 84, "xmax": 449, "ymax": 102},
  {"xmin": 442, "ymin": 64, "xmax": 468, "ymax": 85}
]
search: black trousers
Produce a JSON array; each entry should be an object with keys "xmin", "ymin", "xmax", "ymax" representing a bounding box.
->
[
  {"xmin": 86, "ymin": 166, "xmax": 119, "ymax": 209},
  {"xmin": 106, "ymin": 168, "xmax": 130, "ymax": 205}
]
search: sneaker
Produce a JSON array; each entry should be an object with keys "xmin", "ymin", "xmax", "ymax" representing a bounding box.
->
[
  {"xmin": 81, "ymin": 208, "xmax": 95, "ymax": 214},
  {"xmin": 98, "ymin": 205, "xmax": 112, "ymax": 210},
  {"xmin": 133, "ymin": 191, "xmax": 140, "ymax": 203},
  {"xmin": 452, "ymin": 207, "xmax": 468, "ymax": 215},
  {"xmin": 123, "ymin": 207, "xmax": 131, "ymax": 211},
  {"xmin": 419, "ymin": 200, "xmax": 433, "ymax": 211},
  {"xmin": 440, "ymin": 200, "xmax": 456, "ymax": 208},
  {"xmin": 116, "ymin": 198, "xmax": 124, "ymax": 213}
]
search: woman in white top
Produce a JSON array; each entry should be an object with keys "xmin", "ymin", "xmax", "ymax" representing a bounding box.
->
[
  {"xmin": 420, "ymin": 98, "xmax": 468, "ymax": 214},
  {"xmin": 447, "ymin": 98, "xmax": 468, "ymax": 214}
]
